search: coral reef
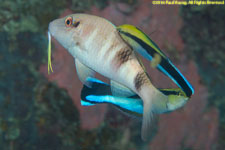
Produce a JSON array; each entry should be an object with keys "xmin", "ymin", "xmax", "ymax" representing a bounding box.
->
[
  {"xmin": 180, "ymin": 5, "xmax": 225, "ymax": 149},
  {"xmin": 0, "ymin": 0, "xmax": 66, "ymax": 37},
  {"xmin": 0, "ymin": 21, "xmax": 136, "ymax": 150}
]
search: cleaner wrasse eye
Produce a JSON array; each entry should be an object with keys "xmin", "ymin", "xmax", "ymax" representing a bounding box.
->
[{"xmin": 48, "ymin": 13, "xmax": 180, "ymax": 140}]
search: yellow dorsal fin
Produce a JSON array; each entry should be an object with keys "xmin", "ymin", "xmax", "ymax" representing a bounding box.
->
[{"xmin": 117, "ymin": 24, "xmax": 167, "ymax": 58}]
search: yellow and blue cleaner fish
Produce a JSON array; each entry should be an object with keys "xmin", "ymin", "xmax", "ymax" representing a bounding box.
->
[
  {"xmin": 48, "ymin": 14, "xmax": 194, "ymax": 140},
  {"xmin": 80, "ymin": 77, "xmax": 188, "ymax": 117},
  {"xmin": 117, "ymin": 24, "xmax": 194, "ymax": 98}
]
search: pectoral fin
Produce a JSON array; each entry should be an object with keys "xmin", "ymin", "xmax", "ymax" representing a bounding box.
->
[
  {"xmin": 75, "ymin": 59, "xmax": 95, "ymax": 87},
  {"xmin": 110, "ymin": 80, "xmax": 136, "ymax": 97}
]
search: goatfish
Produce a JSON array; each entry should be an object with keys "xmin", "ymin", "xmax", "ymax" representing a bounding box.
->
[
  {"xmin": 48, "ymin": 14, "xmax": 193, "ymax": 140},
  {"xmin": 80, "ymin": 77, "xmax": 188, "ymax": 117}
]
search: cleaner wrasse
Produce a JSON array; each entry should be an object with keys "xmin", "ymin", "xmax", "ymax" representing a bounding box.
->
[
  {"xmin": 80, "ymin": 77, "xmax": 188, "ymax": 117},
  {"xmin": 48, "ymin": 14, "xmax": 179, "ymax": 140},
  {"xmin": 117, "ymin": 24, "xmax": 194, "ymax": 98}
]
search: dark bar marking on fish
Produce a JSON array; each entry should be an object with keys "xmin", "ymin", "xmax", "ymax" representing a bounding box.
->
[
  {"xmin": 75, "ymin": 41, "xmax": 80, "ymax": 46},
  {"xmin": 119, "ymin": 31, "xmax": 193, "ymax": 97},
  {"xmin": 115, "ymin": 47, "xmax": 132, "ymax": 67},
  {"xmin": 108, "ymin": 40, "xmax": 119, "ymax": 52},
  {"xmin": 103, "ymin": 39, "xmax": 119, "ymax": 59},
  {"xmin": 134, "ymin": 72, "xmax": 148, "ymax": 92}
]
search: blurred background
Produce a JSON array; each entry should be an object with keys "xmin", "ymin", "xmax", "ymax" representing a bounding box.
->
[{"xmin": 0, "ymin": 0, "xmax": 225, "ymax": 149}]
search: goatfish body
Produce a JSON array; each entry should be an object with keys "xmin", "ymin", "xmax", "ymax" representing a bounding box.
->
[
  {"xmin": 48, "ymin": 13, "xmax": 168, "ymax": 140},
  {"xmin": 48, "ymin": 14, "xmax": 194, "ymax": 140}
]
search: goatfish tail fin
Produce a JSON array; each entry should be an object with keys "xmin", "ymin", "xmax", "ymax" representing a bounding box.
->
[
  {"xmin": 141, "ymin": 95, "xmax": 153, "ymax": 141},
  {"xmin": 132, "ymin": 70, "xmax": 165, "ymax": 140},
  {"xmin": 48, "ymin": 31, "xmax": 53, "ymax": 74},
  {"xmin": 141, "ymin": 85, "xmax": 167, "ymax": 141}
]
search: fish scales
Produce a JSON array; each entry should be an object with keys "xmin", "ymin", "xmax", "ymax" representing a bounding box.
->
[
  {"xmin": 134, "ymin": 72, "xmax": 149, "ymax": 92},
  {"xmin": 76, "ymin": 19, "xmax": 141, "ymax": 88}
]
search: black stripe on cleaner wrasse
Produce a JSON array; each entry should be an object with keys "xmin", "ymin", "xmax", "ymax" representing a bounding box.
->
[
  {"xmin": 115, "ymin": 48, "xmax": 132, "ymax": 67},
  {"xmin": 134, "ymin": 72, "xmax": 149, "ymax": 91},
  {"xmin": 119, "ymin": 30, "xmax": 192, "ymax": 97}
]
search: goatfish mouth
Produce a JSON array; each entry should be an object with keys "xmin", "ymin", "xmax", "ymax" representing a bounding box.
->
[{"xmin": 48, "ymin": 31, "xmax": 53, "ymax": 74}]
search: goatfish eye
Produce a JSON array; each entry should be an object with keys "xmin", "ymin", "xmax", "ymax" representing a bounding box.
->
[{"xmin": 65, "ymin": 17, "xmax": 73, "ymax": 27}]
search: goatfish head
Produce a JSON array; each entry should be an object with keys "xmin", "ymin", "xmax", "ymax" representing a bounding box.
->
[
  {"xmin": 47, "ymin": 14, "xmax": 88, "ymax": 74},
  {"xmin": 48, "ymin": 14, "xmax": 84, "ymax": 52},
  {"xmin": 48, "ymin": 14, "xmax": 114, "ymax": 56}
]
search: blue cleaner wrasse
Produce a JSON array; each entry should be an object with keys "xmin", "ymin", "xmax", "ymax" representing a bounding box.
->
[
  {"xmin": 80, "ymin": 77, "xmax": 188, "ymax": 117},
  {"xmin": 48, "ymin": 13, "xmax": 169, "ymax": 140},
  {"xmin": 117, "ymin": 24, "xmax": 194, "ymax": 98}
]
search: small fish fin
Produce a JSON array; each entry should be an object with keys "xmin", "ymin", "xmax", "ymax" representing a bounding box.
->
[
  {"xmin": 86, "ymin": 77, "xmax": 108, "ymax": 85},
  {"xmin": 110, "ymin": 80, "xmax": 136, "ymax": 97},
  {"xmin": 141, "ymin": 97, "xmax": 153, "ymax": 141},
  {"xmin": 75, "ymin": 59, "xmax": 95, "ymax": 87}
]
